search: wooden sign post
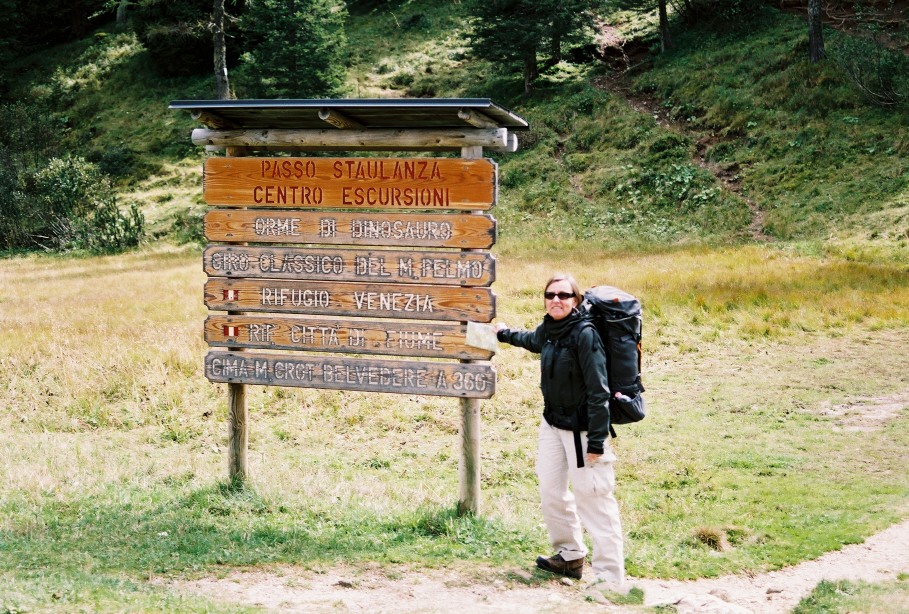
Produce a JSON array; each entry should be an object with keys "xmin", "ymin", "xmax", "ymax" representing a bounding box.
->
[{"xmin": 174, "ymin": 99, "xmax": 526, "ymax": 515}]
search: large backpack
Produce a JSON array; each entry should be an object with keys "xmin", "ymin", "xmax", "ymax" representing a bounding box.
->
[{"xmin": 580, "ymin": 286, "xmax": 646, "ymax": 434}]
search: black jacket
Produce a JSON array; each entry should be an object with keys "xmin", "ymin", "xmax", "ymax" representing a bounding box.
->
[{"xmin": 498, "ymin": 309, "xmax": 611, "ymax": 455}]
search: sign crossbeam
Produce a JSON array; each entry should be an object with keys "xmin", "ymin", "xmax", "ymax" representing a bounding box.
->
[{"xmin": 192, "ymin": 128, "xmax": 511, "ymax": 151}]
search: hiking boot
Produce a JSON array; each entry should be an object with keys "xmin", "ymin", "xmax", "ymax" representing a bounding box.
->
[{"xmin": 535, "ymin": 553, "xmax": 584, "ymax": 579}]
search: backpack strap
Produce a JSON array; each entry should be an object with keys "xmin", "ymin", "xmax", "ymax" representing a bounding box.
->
[{"xmin": 567, "ymin": 319, "xmax": 618, "ymax": 464}]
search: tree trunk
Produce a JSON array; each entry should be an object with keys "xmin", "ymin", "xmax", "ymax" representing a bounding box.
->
[
  {"xmin": 808, "ymin": 0, "xmax": 825, "ymax": 63},
  {"xmin": 116, "ymin": 0, "xmax": 129, "ymax": 28},
  {"xmin": 212, "ymin": 0, "xmax": 232, "ymax": 99},
  {"xmin": 523, "ymin": 50, "xmax": 538, "ymax": 95},
  {"xmin": 288, "ymin": 0, "xmax": 297, "ymax": 80},
  {"xmin": 659, "ymin": 0, "xmax": 673, "ymax": 52},
  {"xmin": 550, "ymin": 28, "xmax": 562, "ymax": 65}
]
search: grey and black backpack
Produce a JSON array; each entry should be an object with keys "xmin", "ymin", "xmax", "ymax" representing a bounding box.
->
[{"xmin": 580, "ymin": 286, "xmax": 646, "ymax": 436}]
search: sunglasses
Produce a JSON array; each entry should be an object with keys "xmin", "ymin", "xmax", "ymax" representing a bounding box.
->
[{"xmin": 544, "ymin": 291, "xmax": 576, "ymax": 300}]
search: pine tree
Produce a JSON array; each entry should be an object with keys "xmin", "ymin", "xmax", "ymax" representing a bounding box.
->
[
  {"xmin": 238, "ymin": 0, "xmax": 347, "ymax": 98},
  {"xmin": 467, "ymin": 0, "xmax": 593, "ymax": 95}
]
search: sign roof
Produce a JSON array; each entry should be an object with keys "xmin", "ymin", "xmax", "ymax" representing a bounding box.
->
[{"xmin": 169, "ymin": 98, "xmax": 529, "ymax": 131}]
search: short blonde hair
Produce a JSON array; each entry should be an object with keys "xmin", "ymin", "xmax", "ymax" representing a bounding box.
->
[{"xmin": 543, "ymin": 273, "xmax": 582, "ymax": 303}]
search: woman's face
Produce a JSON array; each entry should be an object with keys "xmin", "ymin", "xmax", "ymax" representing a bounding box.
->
[{"xmin": 544, "ymin": 279, "xmax": 578, "ymax": 321}]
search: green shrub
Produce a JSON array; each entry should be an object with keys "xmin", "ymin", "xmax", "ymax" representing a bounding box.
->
[
  {"xmin": 88, "ymin": 146, "xmax": 138, "ymax": 179},
  {"xmin": 0, "ymin": 103, "xmax": 58, "ymax": 250},
  {"xmin": 829, "ymin": 31, "xmax": 909, "ymax": 107},
  {"xmin": 31, "ymin": 156, "xmax": 144, "ymax": 253},
  {"xmin": 170, "ymin": 206, "xmax": 206, "ymax": 245}
]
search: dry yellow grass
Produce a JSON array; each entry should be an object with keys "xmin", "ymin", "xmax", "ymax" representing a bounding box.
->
[{"xmin": 0, "ymin": 240, "xmax": 907, "ymax": 583}]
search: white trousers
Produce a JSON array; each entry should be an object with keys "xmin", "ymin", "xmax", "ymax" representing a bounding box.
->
[{"xmin": 536, "ymin": 418, "xmax": 625, "ymax": 583}]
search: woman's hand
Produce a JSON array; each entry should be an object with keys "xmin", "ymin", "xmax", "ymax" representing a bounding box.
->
[
  {"xmin": 585, "ymin": 452, "xmax": 602, "ymax": 466},
  {"xmin": 493, "ymin": 322, "xmax": 508, "ymax": 332}
]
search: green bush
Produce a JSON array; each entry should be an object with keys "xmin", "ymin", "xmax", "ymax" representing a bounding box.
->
[
  {"xmin": 0, "ymin": 102, "xmax": 58, "ymax": 250},
  {"xmin": 829, "ymin": 31, "xmax": 909, "ymax": 107},
  {"xmin": 170, "ymin": 206, "xmax": 206, "ymax": 245},
  {"xmin": 31, "ymin": 156, "xmax": 144, "ymax": 253},
  {"xmin": 88, "ymin": 146, "xmax": 138, "ymax": 179}
]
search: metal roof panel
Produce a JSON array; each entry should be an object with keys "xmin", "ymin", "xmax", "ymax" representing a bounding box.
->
[{"xmin": 169, "ymin": 98, "xmax": 529, "ymax": 131}]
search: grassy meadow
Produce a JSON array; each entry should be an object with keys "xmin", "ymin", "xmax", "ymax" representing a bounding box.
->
[{"xmin": 1, "ymin": 239, "xmax": 908, "ymax": 610}]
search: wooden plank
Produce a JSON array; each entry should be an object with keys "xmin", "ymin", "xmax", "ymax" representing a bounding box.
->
[
  {"xmin": 192, "ymin": 128, "xmax": 509, "ymax": 151},
  {"xmin": 205, "ymin": 278, "xmax": 496, "ymax": 322},
  {"xmin": 205, "ymin": 315, "xmax": 493, "ymax": 360},
  {"xmin": 205, "ymin": 210, "xmax": 497, "ymax": 248},
  {"xmin": 203, "ymin": 245, "xmax": 495, "ymax": 287},
  {"xmin": 205, "ymin": 350, "xmax": 496, "ymax": 398},
  {"xmin": 203, "ymin": 157, "xmax": 496, "ymax": 210}
]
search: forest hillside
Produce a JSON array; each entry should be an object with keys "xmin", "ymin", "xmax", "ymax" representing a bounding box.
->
[{"xmin": 1, "ymin": 0, "xmax": 907, "ymax": 255}]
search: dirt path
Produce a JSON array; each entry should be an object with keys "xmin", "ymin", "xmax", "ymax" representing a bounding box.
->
[
  {"xmin": 171, "ymin": 518, "xmax": 909, "ymax": 613},
  {"xmin": 634, "ymin": 518, "xmax": 909, "ymax": 612}
]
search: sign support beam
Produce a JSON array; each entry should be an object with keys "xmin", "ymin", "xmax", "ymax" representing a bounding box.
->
[
  {"xmin": 459, "ymin": 143, "xmax": 484, "ymax": 516},
  {"xmin": 225, "ymin": 144, "xmax": 249, "ymax": 485}
]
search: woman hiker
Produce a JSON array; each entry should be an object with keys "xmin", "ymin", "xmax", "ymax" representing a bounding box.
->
[{"xmin": 494, "ymin": 272, "xmax": 626, "ymax": 591}]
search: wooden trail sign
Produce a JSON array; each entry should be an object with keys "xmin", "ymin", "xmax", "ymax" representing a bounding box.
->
[
  {"xmin": 206, "ymin": 350, "xmax": 496, "ymax": 398},
  {"xmin": 203, "ymin": 245, "xmax": 495, "ymax": 286},
  {"xmin": 204, "ymin": 157, "xmax": 497, "ymax": 210},
  {"xmin": 204, "ymin": 210, "xmax": 497, "ymax": 248},
  {"xmin": 205, "ymin": 278, "xmax": 496, "ymax": 322},
  {"xmin": 172, "ymin": 98, "xmax": 528, "ymax": 514},
  {"xmin": 205, "ymin": 314, "xmax": 493, "ymax": 360}
]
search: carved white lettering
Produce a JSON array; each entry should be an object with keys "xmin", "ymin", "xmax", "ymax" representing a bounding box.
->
[
  {"xmin": 249, "ymin": 323, "xmax": 275, "ymax": 343},
  {"xmin": 210, "ymin": 357, "xmax": 250, "ymax": 378},
  {"xmin": 257, "ymin": 253, "xmax": 344, "ymax": 275},
  {"xmin": 210, "ymin": 251, "xmax": 250, "ymax": 272},
  {"xmin": 354, "ymin": 255, "xmax": 391, "ymax": 277},
  {"xmin": 322, "ymin": 365, "xmax": 428, "ymax": 389},
  {"xmin": 387, "ymin": 330, "xmax": 442, "ymax": 351},
  {"xmin": 349, "ymin": 220, "xmax": 453, "ymax": 241},
  {"xmin": 274, "ymin": 361, "xmax": 315, "ymax": 381},
  {"xmin": 353, "ymin": 292, "xmax": 433, "ymax": 313},
  {"xmin": 254, "ymin": 217, "xmax": 301, "ymax": 236},
  {"xmin": 262, "ymin": 288, "xmax": 330, "ymax": 307}
]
